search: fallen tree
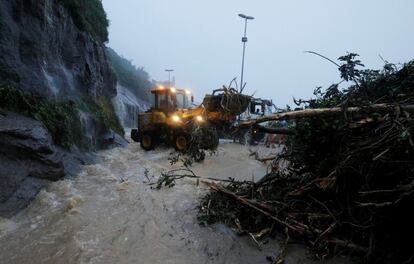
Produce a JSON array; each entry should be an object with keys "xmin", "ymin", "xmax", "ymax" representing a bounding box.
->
[
  {"xmin": 198, "ymin": 54, "xmax": 414, "ymax": 263},
  {"xmin": 238, "ymin": 103, "xmax": 414, "ymax": 126}
]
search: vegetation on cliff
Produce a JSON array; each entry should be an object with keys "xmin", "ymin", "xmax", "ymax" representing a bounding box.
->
[
  {"xmin": 60, "ymin": 0, "xmax": 109, "ymax": 43},
  {"xmin": 106, "ymin": 48, "xmax": 153, "ymax": 102},
  {"xmin": 0, "ymin": 86, "xmax": 84, "ymax": 149},
  {"xmin": 0, "ymin": 86, "xmax": 124, "ymax": 150},
  {"xmin": 77, "ymin": 95, "xmax": 124, "ymax": 136}
]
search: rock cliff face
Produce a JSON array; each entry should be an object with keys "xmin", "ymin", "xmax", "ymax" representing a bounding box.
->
[
  {"xmin": 113, "ymin": 84, "xmax": 150, "ymax": 128},
  {"xmin": 0, "ymin": 0, "xmax": 122, "ymax": 216},
  {"xmin": 105, "ymin": 48, "xmax": 152, "ymax": 128},
  {"xmin": 0, "ymin": 0, "xmax": 116, "ymax": 99}
]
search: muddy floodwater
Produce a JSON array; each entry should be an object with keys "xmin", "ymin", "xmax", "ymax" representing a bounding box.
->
[{"xmin": 0, "ymin": 142, "xmax": 350, "ymax": 264}]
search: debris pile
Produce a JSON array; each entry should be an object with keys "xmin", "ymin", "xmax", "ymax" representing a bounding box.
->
[
  {"xmin": 198, "ymin": 55, "xmax": 414, "ymax": 263},
  {"xmin": 203, "ymin": 87, "xmax": 251, "ymax": 115}
]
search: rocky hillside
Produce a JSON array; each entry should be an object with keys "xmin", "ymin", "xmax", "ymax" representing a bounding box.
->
[
  {"xmin": 106, "ymin": 48, "xmax": 152, "ymax": 128},
  {"xmin": 0, "ymin": 0, "xmax": 133, "ymax": 216},
  {"xmin": 0, "ymin": 0, "xmax": 116, "ymax": 99}
]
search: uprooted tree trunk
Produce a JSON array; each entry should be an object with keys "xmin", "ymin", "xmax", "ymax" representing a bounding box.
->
[{"xmin": 238, "ymin": 104, "xmax": 414, "ymax": 127}]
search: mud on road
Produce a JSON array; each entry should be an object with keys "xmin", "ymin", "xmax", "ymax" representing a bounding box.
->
[{"xmin": 0, "ymin": 142, "xmax": 349, "ymax": 264}]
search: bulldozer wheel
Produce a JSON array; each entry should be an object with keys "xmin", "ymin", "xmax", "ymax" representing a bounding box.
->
[
  {"xmin": 140, "ymin": 133, "xmax": 156, "ymax": 151},
  {"xmin": 174, "ymin": 133, "xmax": 189, "ymax": 152},
  {"xmin": 131, "ymin": 129, "xmax": 140, "ymax": 142}
]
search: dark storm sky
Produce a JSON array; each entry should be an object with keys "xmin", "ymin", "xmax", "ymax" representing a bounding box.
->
[{"xmin": 103, "ymin": 0, "xmax": 414, "ymax": 106}]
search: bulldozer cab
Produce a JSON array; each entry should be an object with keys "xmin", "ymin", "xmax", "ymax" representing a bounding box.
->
[{"xmin": 151, "ymin": 87, "xmax": 191, "ymax": 113}]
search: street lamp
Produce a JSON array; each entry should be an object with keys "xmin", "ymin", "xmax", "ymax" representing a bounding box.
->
[
  {"xmin": 238, "ymin": 13, "xmax": 254, "ymax": 93},
  {"xmin": 165, "ymin": 69, "xmax": 174, "ymax": 87}
]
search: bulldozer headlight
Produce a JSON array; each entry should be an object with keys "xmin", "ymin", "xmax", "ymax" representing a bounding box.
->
[
  {"xmin": 172, "ymin": 115, "xmax": 181, "ymax": 122},
  {"xmin": 195, "ymin": 115, "xmax": 204, "ymax": 122}
]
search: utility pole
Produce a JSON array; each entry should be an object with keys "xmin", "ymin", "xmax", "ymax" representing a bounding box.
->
[
  {"xmin": 165, "ymin": 69, "xmax": 174, "ymax": 87},
  {"xmin": 238, "ymin": 14, "xmax": 254, "ymax": 93}
]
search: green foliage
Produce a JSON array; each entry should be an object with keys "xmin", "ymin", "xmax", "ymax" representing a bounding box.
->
[
  {"xmin": 0, "ymin": 86, "xmax": 124, "ymax": 150},
  {"xmin": 0, "ymin": 86, "xmax": 86, "ymax": 149},
  {"xmin": 153, "ymin": 167, "xmax": 201, "ymax": 190},
  {"xmin": 291, "ymin": 55, "xmax": 414, "ymax": 180},
  {"xmin": 106, "ymin": 48, "xmax": 152, "ymax": 102},
  {"xmin": 96, "ymin": 97, "xmax": 125, "ymax": 136},
  {"xmin": 77, "ymin": 96, "xmax": 125, "ymax": 136},
  {"xmin": 60, "ymin": 0, "xmax": 109, "ymax": 43},
  {"xmin": 338, "ymin": 52, "xmax": 365, "ymax": 82},
  {"xmin": 296, "ymin": 55, "xmax": 414, "ymax": 109}
]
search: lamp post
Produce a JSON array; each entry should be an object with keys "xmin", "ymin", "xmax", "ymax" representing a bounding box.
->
[
  {"xmin": 238, "ymin": 13, "xmax": 254, "ymax": 93},
  {"xmin": 165, "ymin": 69, "xmax": 174, "ymax": 87}
]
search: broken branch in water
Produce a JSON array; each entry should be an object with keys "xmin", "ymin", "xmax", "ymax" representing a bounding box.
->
[
  {"xmin": 257, "ymin": 156, "xmax": 277, "ymax": 163},
  {"xmin": 203, "ymin": 181, "xmax": 307, "ymax": 233},
  {"xmin": 152, "ymin": 167, "xmax": 251, "ymax": 189}
]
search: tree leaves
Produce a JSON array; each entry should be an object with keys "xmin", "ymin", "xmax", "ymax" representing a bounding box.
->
[{"xmin": 338, "ymin": 53, "xmax": 365, "ymax": 82}]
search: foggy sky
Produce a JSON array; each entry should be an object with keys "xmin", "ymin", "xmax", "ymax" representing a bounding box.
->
[{"xmin": 103, "ymin": 0, "xmax": 414, "ymax": 107}]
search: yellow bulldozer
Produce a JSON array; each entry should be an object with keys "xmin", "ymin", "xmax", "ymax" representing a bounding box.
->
[{"xmin": 130, "ymin": 86, "xmax": 250, "ymax": 152}]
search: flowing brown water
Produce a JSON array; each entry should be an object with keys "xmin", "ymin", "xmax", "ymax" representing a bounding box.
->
[{"xmin": 0, "ymin": 142, "xmax": 349, "ymax": 264}]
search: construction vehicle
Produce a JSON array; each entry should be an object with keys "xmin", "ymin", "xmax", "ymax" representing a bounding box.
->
[
  {"xmin": 234, "ymin": 98, "xmax": 276, "ymax": 144},
  {"xmin": 130, "ymin": 86, "xmax": 250, "ymax": 152}
]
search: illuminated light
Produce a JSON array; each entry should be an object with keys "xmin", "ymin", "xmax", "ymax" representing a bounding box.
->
[
  {"xmin": 185, "ymin": 89, "xmax": 191, "ymax": 95},
  {"xmin": 158, "ymin": 85, "xmax": 164, "ymax": 90},
  {"xmin": 170, "ymin": 87, "xmax": 176, "ymax": 93},
  {"xmin": 172, "ymin": 115, "xmax": 180, "ymax": 122},
  {"xmin": 196, "ymin": 115, "xmax": 204, "ymax": 122}
]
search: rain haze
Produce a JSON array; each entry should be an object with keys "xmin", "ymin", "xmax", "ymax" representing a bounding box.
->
[{"xmin": 103, "ymin": 0, "xmax": 414, "ymax": 107}]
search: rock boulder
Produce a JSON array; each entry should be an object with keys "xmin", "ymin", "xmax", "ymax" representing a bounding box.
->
[{"xmin": 0, "ymin": 111, "xmax": 65, "ymax": 216}]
